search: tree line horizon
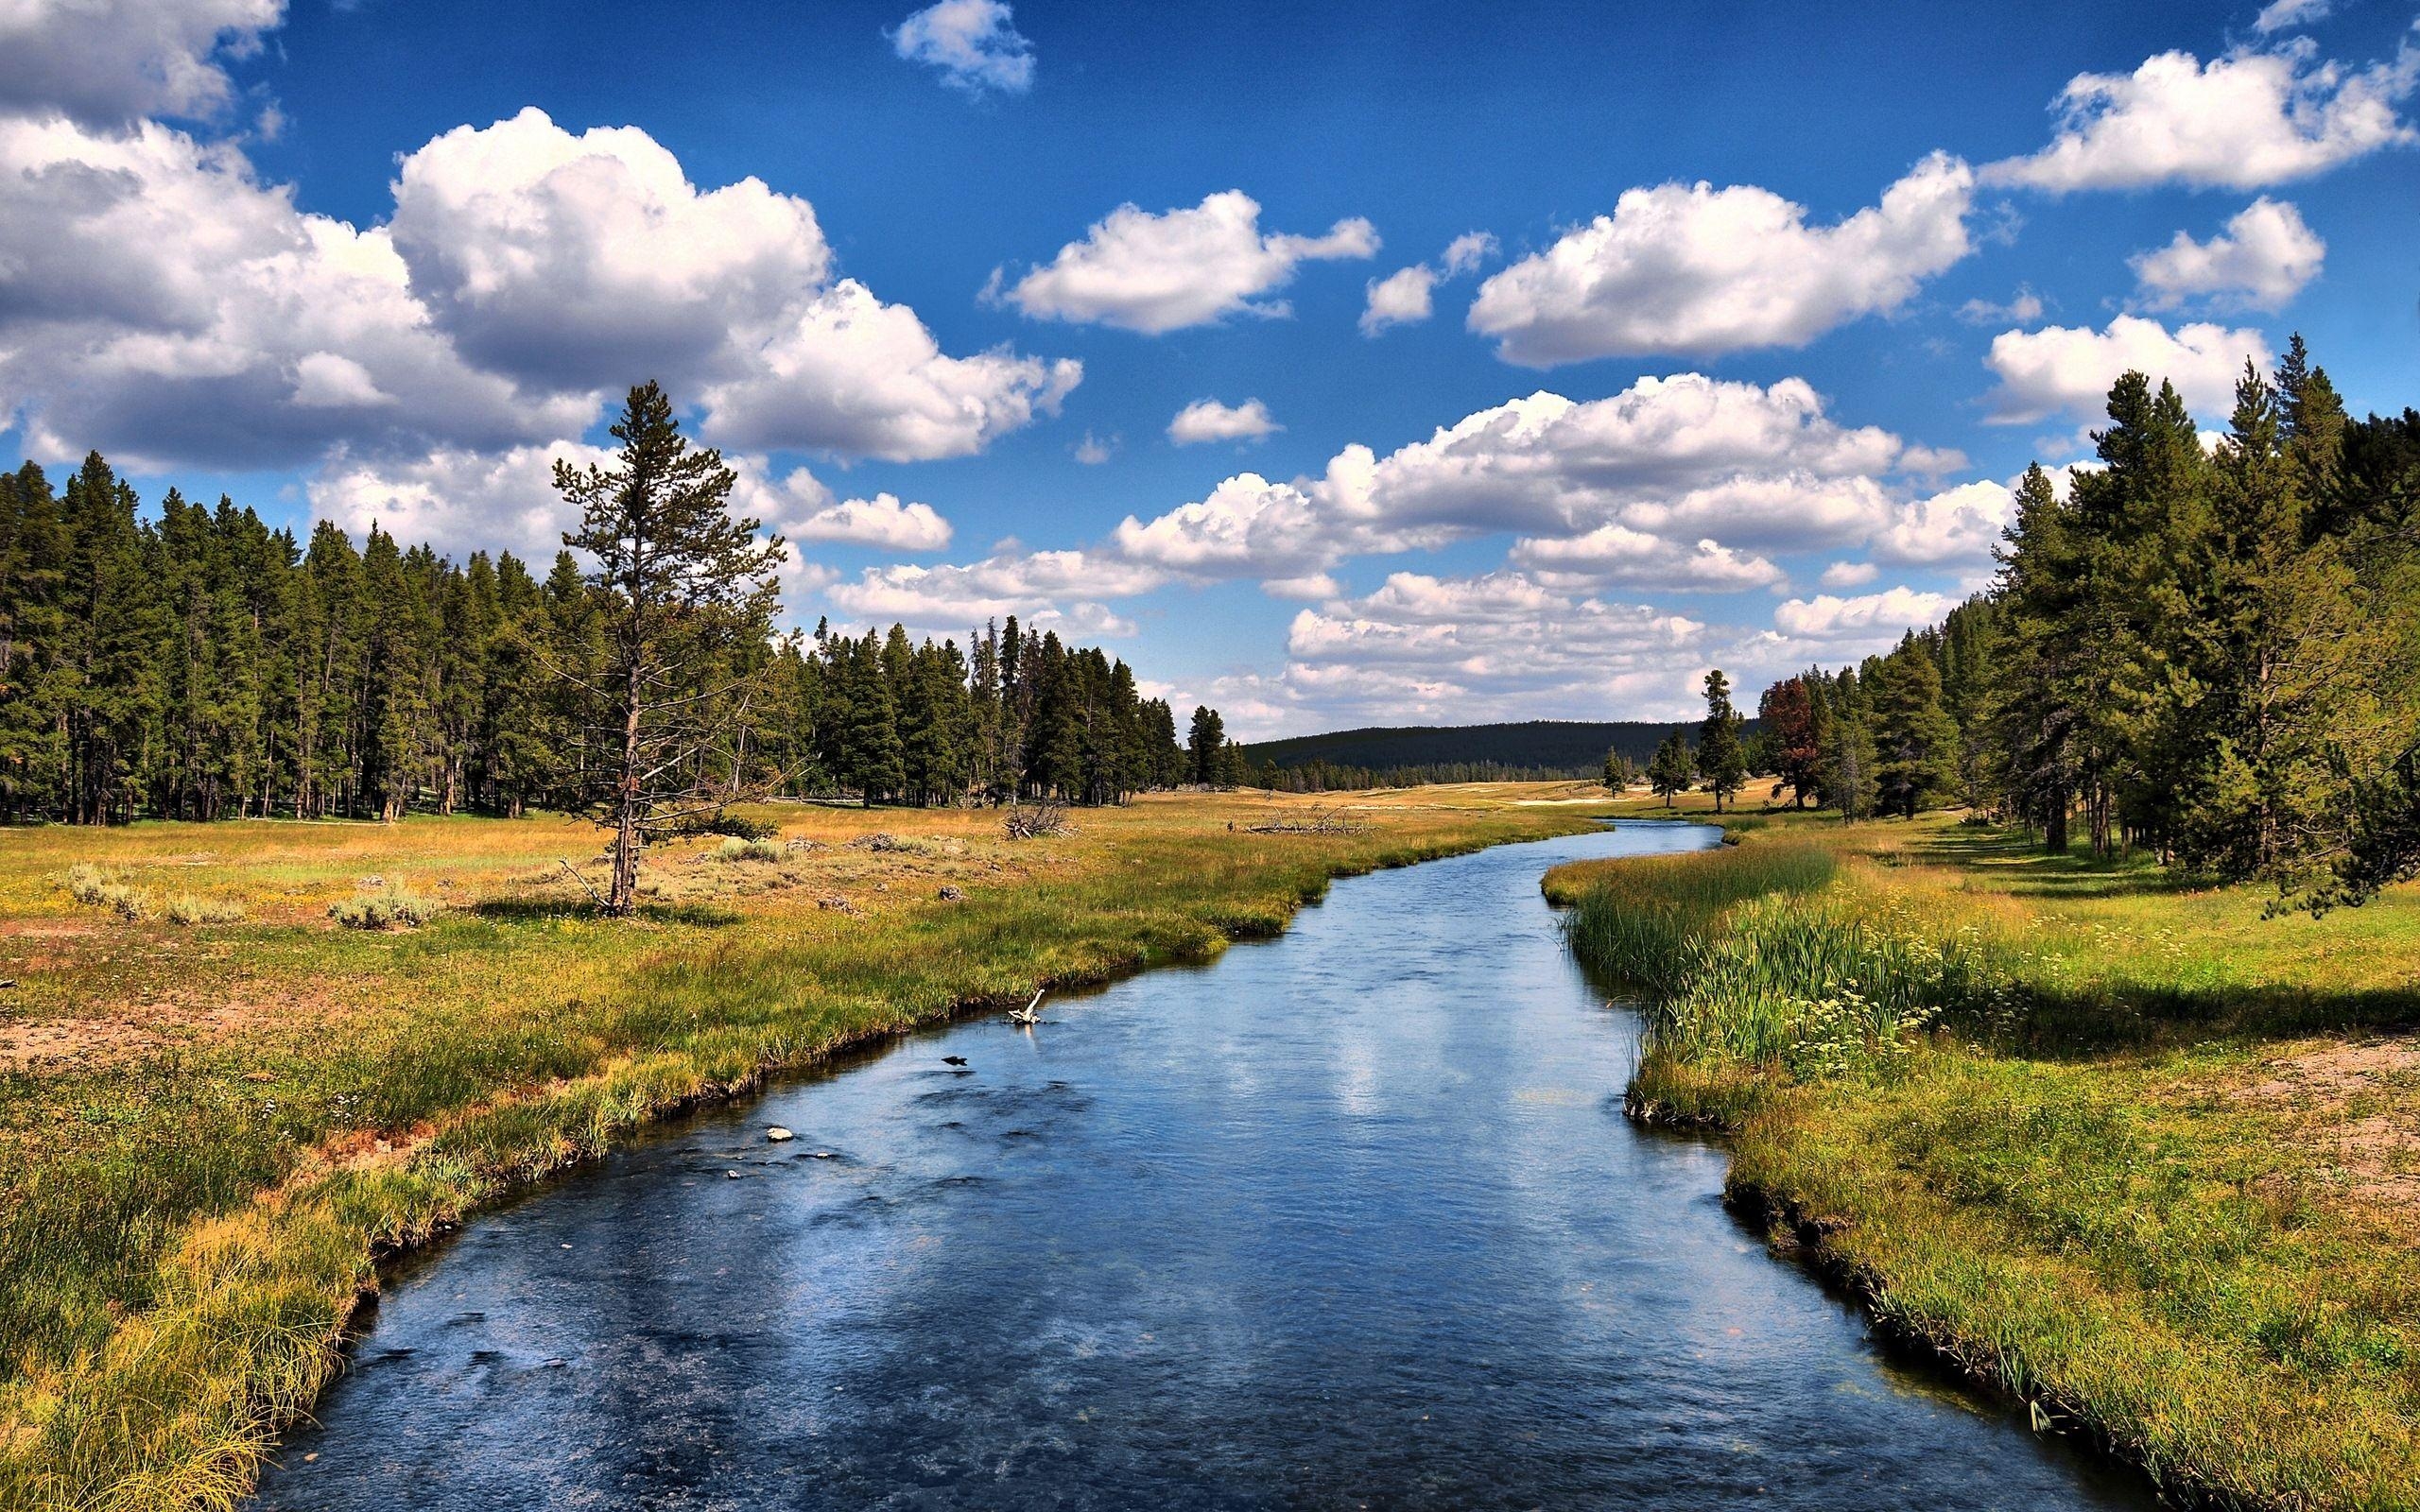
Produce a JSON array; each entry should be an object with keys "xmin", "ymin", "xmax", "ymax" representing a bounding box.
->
[
  {"xmin": 0, "ymin": 385, "xmax": 1246, "ymax": 840},
  {"xmin": 9, "ymin": 340, "xmax": 2420, "ymax": 907}
]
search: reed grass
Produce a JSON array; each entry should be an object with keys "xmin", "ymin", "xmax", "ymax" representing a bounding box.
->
[{"xmin": 324, "ymin": 886, "xmax": 438, "ymax": 930}]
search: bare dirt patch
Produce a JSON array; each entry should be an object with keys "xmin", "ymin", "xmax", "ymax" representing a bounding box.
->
[
  {"xmin": 2231, "ymin": 1034, "xmax": 2420, "ymax": 1223},
  {"xmin": 0, "ymin": 990, "xmax": 336, "ymax": 1071}
]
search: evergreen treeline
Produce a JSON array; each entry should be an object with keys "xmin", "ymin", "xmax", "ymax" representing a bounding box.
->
[
  {"xmin": 0, "ymin": 452, "xmax": 1215, "ymax": 823},
  {"xmin": 1746, "ymin": 336, "xmax": 2420, "ymax": 896},
  {"xmin": 1239, "ymin": 717, "xmax": 1734, "ymax": 777},
  {"xmin": 1248, "ymin": 758, "xmax": 1604, "ymax": 792}
]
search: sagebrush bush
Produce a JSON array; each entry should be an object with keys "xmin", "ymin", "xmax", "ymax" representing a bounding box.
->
[
  {"xmin": 164, "ymin": 893, "xmax": 245, "ymax": 927},
  {"xmin": 327, "ymin": 886, "xmax": 436, "ymax": 930},
  {"xmin": 64, "ymin": 863, "xmax": 154, "ymax": 922},
  {"xmin": 710, "ymin": 836, "xmax": 785, "ymax": 864}
]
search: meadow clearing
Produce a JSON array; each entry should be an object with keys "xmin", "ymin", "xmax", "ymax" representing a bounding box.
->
[
  {"xmin": 0, "ymin": 784, "xmax": 1616, "ymax": 1510},
  {"xmin": 1548, "ymin": 797, "xmax": 2420, "ymax": 1511}
]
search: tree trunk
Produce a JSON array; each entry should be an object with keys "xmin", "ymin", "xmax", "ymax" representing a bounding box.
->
[{"xmin": 609, "ymin": 667, "xmax": 642, "ymax": 914}]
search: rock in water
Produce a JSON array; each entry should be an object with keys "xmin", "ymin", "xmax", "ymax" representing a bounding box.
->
[{"xmin": 766, "ymin": 1125, "xmax": 795, "ymax": 1143}]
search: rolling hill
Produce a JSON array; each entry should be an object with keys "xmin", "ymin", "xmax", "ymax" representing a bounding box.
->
[{"xmin": 1236, "ymin": 719, "xmax": 1754, "ymax": 780}]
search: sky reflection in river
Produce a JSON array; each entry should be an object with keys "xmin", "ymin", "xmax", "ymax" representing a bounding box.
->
[{"xmin": 254, "ymin": 821, "xmax": 2153, "ymax": 1511}]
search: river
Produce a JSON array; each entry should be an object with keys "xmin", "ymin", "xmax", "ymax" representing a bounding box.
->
[{"xmin": 252, "ymin": 819, "xmax": 2152, "ymax": 1510}]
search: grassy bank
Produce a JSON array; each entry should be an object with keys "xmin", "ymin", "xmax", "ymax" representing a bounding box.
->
[
  {"xmin": 0, "ymin": 783, "xmax": 1616, "ymax": 1510},
  {"xmin": 1547, "ymin": 799, "xmax": 2420, "ymax": 1509}
]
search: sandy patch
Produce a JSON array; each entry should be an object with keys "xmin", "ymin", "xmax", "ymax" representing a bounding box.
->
[{"xmin": 2232, "ymin": 1034, "xmax": 2420, "ymax": 1220}]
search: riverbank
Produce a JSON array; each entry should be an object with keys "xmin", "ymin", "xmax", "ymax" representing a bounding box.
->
[
  {"xmin": 1546, "ymin": 800, "xmax": 2420, "ymax": 1510},
  {"xmin": 0, "ymin": 784, "xmax": 1616, "ymax": 1511}
]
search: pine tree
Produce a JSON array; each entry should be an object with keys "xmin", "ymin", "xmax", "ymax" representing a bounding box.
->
[
  {"xmin": 1647, "ymin": 730, "xmax": 1693, "ymax": 807},
  {"xmin": 1936, "ymin": 596, "xmax": 1999, "ymax": 812},
  {"xmin": 1187, "ymin": 705, "xmax": 1226, "ymax": 786},
  {"xmin": 1696, "ymin": 669, "xmax": 1746, "ymax": 812},
  {"xmin": 0, "ymin": 463, "xmax": 71, "ymax": 819},
  {"xmin": 1819, "ymin": 668, "xmax": 1878, "ymax": 822},
  {"xmin": 1870, "ymin": 634, "xmax": 1961, "ymax": 819},
  {"xmin": 840, "ymin": 630, "xmax": 905, "ymax": 803},
  {"xmin": 553, "ymin": 382, "xmax": 786, "ymax": 911}
]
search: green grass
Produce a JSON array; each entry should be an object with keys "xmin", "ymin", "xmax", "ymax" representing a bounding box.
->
[
  {"xmin": 0, "ymin": 785, "xmax": 1616, "ymax": 1510},
  {"xmin": 1547, "ymin": 808, "xmax": 2420, "ymax": 1509}
]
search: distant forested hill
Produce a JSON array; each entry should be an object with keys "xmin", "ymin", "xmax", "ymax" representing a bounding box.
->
[{"xmin": 1237, "ymin": 720, "xmax": 1754, "ymax": 783}]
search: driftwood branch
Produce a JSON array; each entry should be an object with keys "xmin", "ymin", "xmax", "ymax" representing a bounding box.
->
[{"xmin": 558, "ymin": 858, "xmax": 610, "ymax": 908}]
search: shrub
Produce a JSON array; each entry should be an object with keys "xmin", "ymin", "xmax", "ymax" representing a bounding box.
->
[
  {"xmin": 328, "ymin": 886, "xmax": 437, "ymax": 930},
  {"xmin": 64, "ymin": 863, "xmax": 155, "ymax": 922},
  {"xmin": 681, "ymin": 812, "xmax": 776, "ymax": 841},
  {"xmin": 710, "ymin": 836, "xmax": 785, "ymax": 864},
  {"xmin": 164, "ymin": 893, "xmax": 246, "ymax": 927}
]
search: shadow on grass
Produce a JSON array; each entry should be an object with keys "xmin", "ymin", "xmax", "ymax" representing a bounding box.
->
[
  {"xmin": 1999, "ymin": 978, "xmax": 2420, "ymax": 1060},
  {"xmin": 465, "ymin": 898, "xmax": 742, "ymax": 928},
  {"xmin": 1910, "ymin": 826, "xmax": 2197, "ymax": 900}
]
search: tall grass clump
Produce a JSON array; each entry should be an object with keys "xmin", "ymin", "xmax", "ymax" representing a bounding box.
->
[
  {"xmin": 1656, "ymin": 887, "xmax": 2031, "ymax": 1077},
  {"xmin": 326, "ymin": 886, "xmax": 437, "ymax": 930},
  {"xmin": 164, "ymin": 893, "xmax": 245, "ymax": 927},
  {"xmin": 1563, "ymin": 842, "xmax": 1836, "ymax": 997},
  {"xmin": 64, "ymin": 864, "xmax": 154, "ymax": 922},
  {"xmin": 709, "ymin": 836, "xmax": 784, "ymax": 864},
  {"xmin": 1566, "ymin": 842, "xmax": 2036, "ymax": 1119}
]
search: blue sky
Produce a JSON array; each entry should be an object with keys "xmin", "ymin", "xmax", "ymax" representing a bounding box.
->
[{"xmin": 2, "ymin": 0, "xmax": 2416, "ymax": 732}]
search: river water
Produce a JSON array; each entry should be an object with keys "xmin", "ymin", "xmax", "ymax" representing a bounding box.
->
[{"xmin": 253, "ymin": 820, "xmax": 2152, "ymax": 1510}]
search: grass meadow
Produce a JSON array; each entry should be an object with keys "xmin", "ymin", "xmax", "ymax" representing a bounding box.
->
[
  {"xmin": 0, "ymin": 783, "xmax": 1616, "ymax": 1510},
  {"xmin": 1548, "ymin": 797, "xmax": 2420, "ymax": 1510}
]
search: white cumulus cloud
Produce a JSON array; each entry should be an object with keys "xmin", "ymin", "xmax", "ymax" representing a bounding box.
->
[
  {"xmin": 1957, "ymin": 286, "xmax": 2045, "ymax": 325},
  {"xmin": 1110, "ymin": 373, "xmax": 1931, "ymax": 599},
  {"xmin": 1270, "ymin": 570, "xmax": 1711, "ymax": 726},
  {"xmin": 1983, "ymin": 40, "xmax": 2417, "ymax": 192},
  {"xmin": 994, "ymin": 190, "xmax": 1377, "ymax": 334},
  {"xmin": 699, "ymin": 277, "xmax": 1080, "ymax": 461},
  {"xmin": 779, "ymin": 484, "xmax": 953, "ymax": 552},
  {"xmin": 1772, "ymin": 586, "xmax": 1954, "ymax": 641},
  {"xmin": 0, "ymin": 0, "xmax": 283, "ymax": 125},
  {"xmin": 825, "ymin": 548, "xmax": 1162, "ymax": 637},
  {"xmin": 1358, "ymin": 266, "xmax": 1435, "ymax": 335},
  {"xmin": 1167, "ymin": 396, "xmax": 1280, "ymax": 445},
  {"xmin": 888, "ymin": 0, "xmax": 1033, "ymax": 95},
  {"xmin": 0, "ymin": 113, "xmax": 590, "ymax": 471},
  {"xmin": 0, "ymin": 106, "xmax": 1080, "ymax": 480},
  {"xmin": 1507, "ymin": 527, "xmax": 1785, "ymax": 592},
  {"xmin": 1983, "ymin": 315, "xmax": 2270, "ymax": 424},
  {"xmin": 1359, "ymin": 232, "xmax": 1499, "ymax": 336},
  {"xmin": 389, "ymin": 107, "xmax": 834, "ymax": 392},
  {"xmin": 2255, "ymin": 0, "xmax": 2335, "ymax": 34},
  {"xmin": 309, "ymin": 440, "xmax": 614, "ymax": 563},
  {"xmin": 1467, "ymin": 153, "xmax": 1975, "ymax": 365},
  {"xmin": 1440, "ymin": 232, "xmax": 1498, "ymax": 276},
  {"xmin": 388, "ymin": 108, "xmax": 1080, "ymax": 463},
  {"xmin": 1871, "ymin": 478, "xmax": 2016, "ymax": 566},
  {"xmin": 2130, "ymin": 198, "xmax": 2325, "ymax": 310}
]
